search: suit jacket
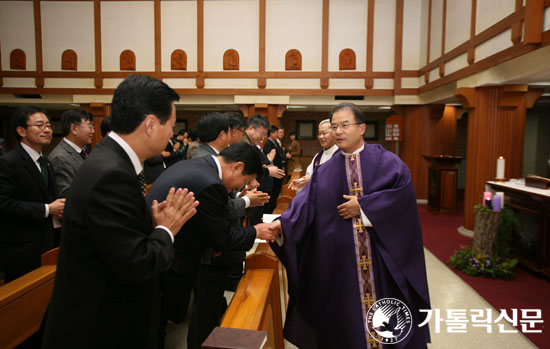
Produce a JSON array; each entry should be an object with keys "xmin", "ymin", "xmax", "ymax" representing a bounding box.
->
[
  {"xmin": 0, "ymin": 143, "xmax": 57, "ymax": 279},
  {"xmin": 190, "ymin": 143, "xmax": 248, "ymax": 265},
  {"xmin": 146, "ymin": 156, "xmax": 256, "ymax": 279},
  {"xmin": 263, "ymin": 138, "xmax": 284, "ymax": 170},
  {"xmin": 43, "ymin": 136, "xmax": 175, "ymax": 349},
  {"xmin": 242, "ymin": 133, "xmax": 273, "ymax": 193},
  {"xmin": 48, "ymin": 139, "xmax": 84, "ymax": 198}
]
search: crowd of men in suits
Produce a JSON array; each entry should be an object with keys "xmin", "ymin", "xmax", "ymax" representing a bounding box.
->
[{"xmin": 0, "ymin": 74, "xmax": 319, "ymax": 348}]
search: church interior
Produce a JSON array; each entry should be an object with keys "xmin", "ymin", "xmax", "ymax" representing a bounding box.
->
[{"xmin": 1, "ymin": 0, "xmax": 549, "ymax": 348}]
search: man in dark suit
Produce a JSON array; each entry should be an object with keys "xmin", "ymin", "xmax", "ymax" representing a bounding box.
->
[
  {"xmin": 242, "ymin": 114, "xmax": 285, "ymax": 224},
  {"xmin": 263, "ymin": 125, "xmax": 286, "ymax": 213},
  {"xmin": 48, "ymin": 109, "xmax": 95, "ymax": 198},
  {"xmin": 0, "ymin": 107, "xmax": 65, "ymax": 283},
  {"xmin": 187, "ymin": 112, "xmax": 269, "ymax": 348},
  {"xmin": 146, "ymin": 142, "xmax": 279, "ymax": 348},
  {"xmin": 43, "ymin": 75, "xmax": 199, "ymax": 349}
]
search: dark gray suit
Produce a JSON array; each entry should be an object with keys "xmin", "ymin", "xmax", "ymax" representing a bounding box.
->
[
  {"xmin": 48, "ymin": 139, "xmax": 84, "ymax": 198},
  {"xmin": 43, "ymin": 136, "xmax": 174, "ymax": 348}
]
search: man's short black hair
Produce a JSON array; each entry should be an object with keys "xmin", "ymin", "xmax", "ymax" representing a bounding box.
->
[
  {"xmin": 219, "ymin": 142, "xmax": 263, "ymax": 178},
  {"xmin": 11, "ymin": 106, "xmax": 48, "ymax": 141},
  {"xmin": 269, "ymin": 126, "xmax": 279, "ymax": 135},
  {"xmin": 197, "ymin": 112, "xmax": 229, "ymax": 143},
  {"xmin": 177, "ymin": 128, "xmax": 187, "ymax": 136},
  {"xmin": 100, "ymin": 116, "xmax": 111, "ymax": 137},
  {"xmin": 289, "ymin": 131, "xmax": 296, "ymax": 137},
  {"xmin": 329, "ymin": 102, "xmax": 366, "ymax": 124},
  {"xmin": 188, "ymin": 127, "xmax": 199, "ymax": 141},
  {"xmin": 226, "ymin": 112, "xmax": 247, "ymax": 131},
  {"xmin": 110, "ymin": 75, "xmax": 179, "ymax": 134},
  {"xmin": 60, "ymin": 109, "xmax": 93, "ymax": 136},
  {"xmin": 247, "ymin": 114, "xmax": 270, "ymax": 129}
]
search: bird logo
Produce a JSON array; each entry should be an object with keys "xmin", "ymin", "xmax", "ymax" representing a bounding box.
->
[{"xmin": 366, "ymin": 298, "xmax": 413, "ymax": 344}]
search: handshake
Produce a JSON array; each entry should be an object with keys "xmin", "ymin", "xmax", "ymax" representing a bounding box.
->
[{"xmin": 254, "ymin": 221, "xmax": 282, "ymax": 243}]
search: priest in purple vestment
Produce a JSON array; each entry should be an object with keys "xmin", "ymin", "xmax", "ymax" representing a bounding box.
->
[{"xmin": 269, "ymin": 103, "xmax": 430, "ymax": 349}]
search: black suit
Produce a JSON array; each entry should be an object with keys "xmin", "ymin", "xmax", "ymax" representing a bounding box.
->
[
  {"xmin": 242, "ymin": 133, "xmax": 272, "ymax": 224},
  {"xmin": 0, "ymin": 143, "xmax": 57, "ymax": 282},
  {"xmin": 146, "ymin": 156, "xmax": 256, "ymax": 346},
  {"xmin": 43, "ymin": 136, "xmax": 175, "ymax": 349},
  {"xmin": 263, "ymin": 138, "xmax": 285, "ymax": 213}
]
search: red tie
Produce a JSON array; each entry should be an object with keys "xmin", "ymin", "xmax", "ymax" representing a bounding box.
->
[{"xmin": 80, "ymin": 150, "xmax": 87, "ymax": 160}]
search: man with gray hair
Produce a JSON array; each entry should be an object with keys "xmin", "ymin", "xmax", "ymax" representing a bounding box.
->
[
  {"xmin": 48, "ymin": 109, "xmax": 95, "ymax": 198},
  {"xmin": 289, "ymin": 118, "xmax": 338, "ymax": 190}
]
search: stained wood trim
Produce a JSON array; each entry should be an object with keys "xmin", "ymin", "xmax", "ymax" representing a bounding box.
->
[
  {"xmin": 94, "ymin": 0, "xmax": 102, "ymax": 88},
  {"xmin": 33, "ymin": 0, "xmax": 44, "ymax": 88},
  {"xmin": 468, "ymin": 0, "xmax": 477, "ymax": 64},
  {"xmin": 394, "ymin": 0, "xmax": 404, "ymax": 92},
  {"xmin": 0, "ymin": 37, "xmax": 2, "ymax": 87},
  {"xmin": 154, "ymin": 0, "xmax": 161, "ymax": 74},
  {"xmin": 419, "ymin": 8, "xmax": 524, "ymax": 73},
  {"xmin": 511, "ymin": 0, "xmax": 522, "ymax": 44},
  {"xmin": 523, "ymin": 0, "xmax": 544, "ymax": 44},
  {"xmin": 0, "ymin": 87, "xmax": 395, "ymax": 96},
  {"xmin": 196, "ymin": 0, "xmax": 204, "ymax": 88},
  {"xmin": 365, "ymin": 0, "xmax": 374, "ymax": 88},
  {"xmin": 440, "ymin": 0, "xmax": 446, "ymax": 77},
  {"xmin": 320, "ymin": 0, "xmax": 329, "ymax": 88},
  {"xmin": 258, "ymin": 0, "xmax": 266, "ymax": 88},
  {"xmin": 427, "ymin": 0, "xmax": 432, "ymax": 65},
  {"xmin": 0, "ymin": 71, "xmax": 397, "ymax": 79},
  {"xmin": 419, "ymin": 33, "xmax": 550, "ymax": 93}
]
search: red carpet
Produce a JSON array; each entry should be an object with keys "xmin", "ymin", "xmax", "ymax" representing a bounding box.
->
[{"xmin": 418, "ymin": 204, "xmax": 550, "ymax": 348}]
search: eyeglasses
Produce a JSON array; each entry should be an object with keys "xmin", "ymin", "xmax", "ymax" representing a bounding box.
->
[
  {"xmin": 79, "ymin": 123, "xmax": 95, "ymax": 130},
  {"xmin": 255, "ymin": 128, "xmax": 267, "ymax": 138},
  {"xmin": 27, "ymin": 123, "xmax": 54, "ymax": 131},
  {"xmin": 331, "ymin": 122, "xmax": 362, "ymax": 131},
  {"xmin": 232, "ymin": 128, "xmax": 244, "ymax": 134}
]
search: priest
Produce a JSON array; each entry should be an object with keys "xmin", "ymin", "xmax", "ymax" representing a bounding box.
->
[{"xmin": 270, "ymin": 103, "xmax": 431, "ymax": 348}]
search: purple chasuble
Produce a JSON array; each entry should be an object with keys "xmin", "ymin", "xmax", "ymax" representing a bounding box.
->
[
  {"xmin": 312, "ymin": 150, "xmax": 324, "ymax": 171},
  {"xmin": 270, "ymin": 144, "xmax": 430, "ymax": 349}
]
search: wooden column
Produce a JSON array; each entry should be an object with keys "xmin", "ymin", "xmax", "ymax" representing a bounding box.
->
[
  {"xmin": 238, "ymin": 104, "xmax": 286, "ymax": 128},
  {"xmin": 394, "ymin": 105, "xmax": 456, "ymax": 200},
  {"xmin": 455, "ymin": 85, "xmax": 543, "ymax": 230},
  {"xmin": 80, "ymin": 103, "xmax": 111, "ymax": 148}
]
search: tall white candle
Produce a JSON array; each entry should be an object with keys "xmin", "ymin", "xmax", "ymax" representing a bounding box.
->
[{"xmin": 496, "ymin": 156, "xmax": 505, "ymax": 179}]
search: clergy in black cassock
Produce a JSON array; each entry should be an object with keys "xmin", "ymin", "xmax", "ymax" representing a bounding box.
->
[{"xmin": 270, "ymin": 103, "xmax": 430, "ymax": 349}]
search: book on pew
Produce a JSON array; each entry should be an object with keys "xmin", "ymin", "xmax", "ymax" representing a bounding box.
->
[{"xmin": 201, "ymin": 327, "xmax": 267, "ymax": 349}]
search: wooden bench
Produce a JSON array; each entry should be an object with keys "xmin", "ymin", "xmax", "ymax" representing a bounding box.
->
[
  {"xmin": 221, "ymin": 252, "xmax": 285, "ymax": 349},
  {"xmin": 0, "ymin": 248, "xmax": 58, "ymax": 348}
]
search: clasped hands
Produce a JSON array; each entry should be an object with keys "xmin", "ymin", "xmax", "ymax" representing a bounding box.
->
[
  {"xmin": 255, "ymin": 221, "xmax": 282, "ymax": 243},
  {"xmin": 151, "ymin": 187, "xmax": 199, "ymax": 237}
]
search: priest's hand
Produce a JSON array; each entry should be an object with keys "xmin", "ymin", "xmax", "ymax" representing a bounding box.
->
[
  {"xmin": 254, "ymin": 222, "xmax": 281, "ymax": 243},
  {"xmin": 152, "ymin": 187, "xmax": 199, "ymax": 237},
  {"xmin": 288, "ymin": 175, "xmax": 310, "ymax": 190},
  {"xmin": 337, "ymin": 195, "xmax": 360, "ymax": 220},
  {"xmin": 246, "ymin": 189, "xmax": 270, "ymax": 207}
]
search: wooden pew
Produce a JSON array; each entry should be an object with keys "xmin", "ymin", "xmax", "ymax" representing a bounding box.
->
[
  {"xmin": 0, "ymin": 248, "xmax": 58, "ymax": 348},
  {"xmin": 221, "ymin": 252, "xmax": 284, "ymax": 349}
]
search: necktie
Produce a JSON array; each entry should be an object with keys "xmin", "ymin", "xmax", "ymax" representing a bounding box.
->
[
  {"xmin": 80, "ymin": 150, "xmax": 87, "ymax": 160},
  {"xmin": 137, "ymin": 171, "xmax": 146, "ymax": 196},
  {"xmin": 37, "ymin": 156, "xmax": 49, "ymax": 188}
]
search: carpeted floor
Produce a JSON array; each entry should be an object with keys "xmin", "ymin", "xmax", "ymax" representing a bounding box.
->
[{"xmin": 418, "ymin": 204, "xmax": 550, "ymax": 348}]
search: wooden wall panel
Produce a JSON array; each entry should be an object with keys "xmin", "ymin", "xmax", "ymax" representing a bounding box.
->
[
  {"xmin": 395, "ymin": 105, "xmax": 456, "ymax": 200},
  {"xmin": 455, "ymin": 86, "xmax": 542, "ymax": 229}
]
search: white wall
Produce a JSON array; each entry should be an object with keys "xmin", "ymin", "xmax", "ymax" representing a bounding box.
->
[
  {"xmin": 161, "ymin": 1, "xmax": 197, "ymax": 71},
  {"xmin": 0, "ymin": 1, "xmax": 36, "ymax": 71},
  {"xmin": 42, "ymin": 1, "xmax": 95, "ymax": 72}
]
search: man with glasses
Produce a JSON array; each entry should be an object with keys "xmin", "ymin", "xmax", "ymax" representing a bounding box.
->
[
  {"xmin": 48, "ymin": 109, "xmax": 95, "ymax": 198},
  {"xmin": 269, "ymin": 103, "xmax": 431, "ymax": 348},
  {"xmin": 242, "ymin": 114, "xmax": 285, "ymax": 224},
  {"xmin": 0, "ymin": 106, "xmax": 66, "ymax": 282}
]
